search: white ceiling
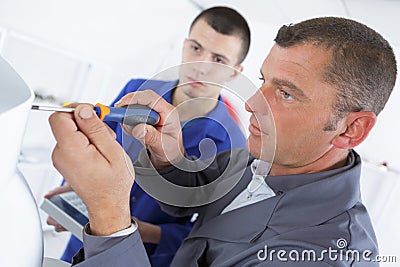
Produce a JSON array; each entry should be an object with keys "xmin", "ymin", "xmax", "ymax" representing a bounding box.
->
[{"xmin": 194, "ymin": 0, "xmax": 400, "ymax": 47}]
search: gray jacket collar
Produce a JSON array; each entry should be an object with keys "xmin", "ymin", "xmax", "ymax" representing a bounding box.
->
[{"xmin": 187, "ymin": 151, "xmax": 361, "ymax": 243}]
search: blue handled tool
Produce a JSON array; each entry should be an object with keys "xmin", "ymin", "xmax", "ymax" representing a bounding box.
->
[{"xmin": 31, "ymin": 103, "xmax": 159, "ymax": 126}]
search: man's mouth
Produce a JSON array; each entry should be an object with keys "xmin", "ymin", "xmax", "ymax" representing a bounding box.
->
[
  {"xmin": 187, "ymin": 77, "xmax": 204, "ymax": 87},
  {"xmin": 249, "ymin": 115, "xmax": 268, "ymax": 136}
]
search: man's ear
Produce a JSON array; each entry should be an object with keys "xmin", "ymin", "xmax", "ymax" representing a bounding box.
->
[
  {"xmin": 227, "ymin": 65, "xmax": 243, "ymax": 81},
  {"xmin": 332, "ymin": 111, "xmax": 376, "ymax": 149},
  {"xmin": 182, "ymin": 38, "xmax": 190, "ymax": 56}
]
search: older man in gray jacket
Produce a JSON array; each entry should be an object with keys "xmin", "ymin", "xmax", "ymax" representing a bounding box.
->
[{"xmin": 49, "ymin": 16, "xmax": 397, "ymax": 266}]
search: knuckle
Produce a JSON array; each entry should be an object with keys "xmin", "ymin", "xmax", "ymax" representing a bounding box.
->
[
  {"xmin": 48, "ymin": 112, "xmax": 57, "ymax": 128},
  {"xmin": 145, "ymin": 129, "xmax": 158, "ymax": 145},
  {"xmin": 51, "ymin": 147, "xmax": 60, "ymax": 169},
  {"xmin": 86, "ymin": 123, "xmax": 109, "ymax": 138}
]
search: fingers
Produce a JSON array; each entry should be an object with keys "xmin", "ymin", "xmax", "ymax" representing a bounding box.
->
[
  {"xmin": 48, "ymin": 102, "xmax": 135, "ymax": 236},
  {"xmin": 73, "ymin": 104, "xmax": 122, "ymax": 162},
  {"xmin": 115, "ymin": 91, "xmax": 183, "ymax": 167},
  {"xmin": 49, "ymin": 109, "xmax": 84, "ymax": 148},
  {"xmin": 45, "ymin": 184, "xmax": 72, "ymax": 232},
  {"xmin": 46, "ymin": 216, "xmax": 67, "ymax": 232},
  {"xmin": 44, "ymin": 184, "xmax": 72, "ymax": 199},
  {"xmin": 120, "ymin": 123, "xmax": 134, "ymax": 137},
  {"xmin": 55, "ymin": 225, "xmax": 67, "ymax": 232},
  {"xmin": 46, "ymin": 216, "xmax": 58, "ymax": 226},
  {"xmin": 105, "ymin": 123, "xmax": 117, "ymax": 139},
  {"xmin": 130, "ymin": 123, "xmax": 173, "ymax": 153},
  {"xmin": 130, "ymin": 124, "xmax": 152, "ymax": 143},
  {"xmin": 49, "ymin": 103, "xmax": 117, "ymax": 145}
]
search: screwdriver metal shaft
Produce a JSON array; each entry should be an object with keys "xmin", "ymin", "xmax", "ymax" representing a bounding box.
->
[{"xmin": 31, "ymin": 105, "xmax": 75, "ymax": 113}]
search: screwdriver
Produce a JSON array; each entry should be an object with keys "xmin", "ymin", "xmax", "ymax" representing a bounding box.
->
[{"xmin": 31, "ymin": 103, "xmax": 159, "ymax": 126}]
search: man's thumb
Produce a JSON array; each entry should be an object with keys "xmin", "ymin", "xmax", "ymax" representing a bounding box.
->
[
  {"xmin": 74, "ymin": 104, "xmax": 116, "ymax": 154},
  {"xmin": 143, "ymin": 124, "xmax": 161, "ymax": 147}
]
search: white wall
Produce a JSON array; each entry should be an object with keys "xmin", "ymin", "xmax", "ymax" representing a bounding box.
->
[
  {"xmin": 1, "ymin": 0, "xmax": 399, "ymax": 262},
  {"xmin": 0, "ymin": 0, "xmax": 200, "ymax": 103},
  {"xmin": 356, "ymin": 46, "xmax": 400, "ymax": 174}
]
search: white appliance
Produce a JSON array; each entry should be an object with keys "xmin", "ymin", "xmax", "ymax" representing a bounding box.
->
[{"xmin": 0, "ymin": 55, "xmax": 43, "ymax": 266}]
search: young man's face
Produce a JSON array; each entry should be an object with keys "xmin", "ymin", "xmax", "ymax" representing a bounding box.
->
[
  {"xmin": 178, "ymin": 18, "xmax": 244, "ymax": 99},
  {"xmin": 246, "ymin": 44, "xmax": 347, "ymax": 175}
]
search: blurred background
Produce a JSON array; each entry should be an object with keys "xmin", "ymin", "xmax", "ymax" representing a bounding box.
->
[{"xmin": 0, "ymin": 0, "xmax": 399, "ymax": 265}]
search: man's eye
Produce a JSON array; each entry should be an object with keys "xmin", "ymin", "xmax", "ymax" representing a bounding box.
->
[
  {"xmin": 191, "ymin": 45, "xmax": 200, "ymax": 51},
  {"xmin": 215, "ymin": 57, "xmax": 224, "ymax": 64},
  {"xmin": 280, "ymin": 90, "xmax": 294, "ymax": 100}
]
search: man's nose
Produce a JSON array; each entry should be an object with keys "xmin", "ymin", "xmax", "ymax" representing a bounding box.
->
[
  {"xmin": 246, "ymin": 89, "xmax": 269, "ymax": 113},
  {"xmin": 193, "ymin": 60, "xmax": 214, "ymax": 76}
]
